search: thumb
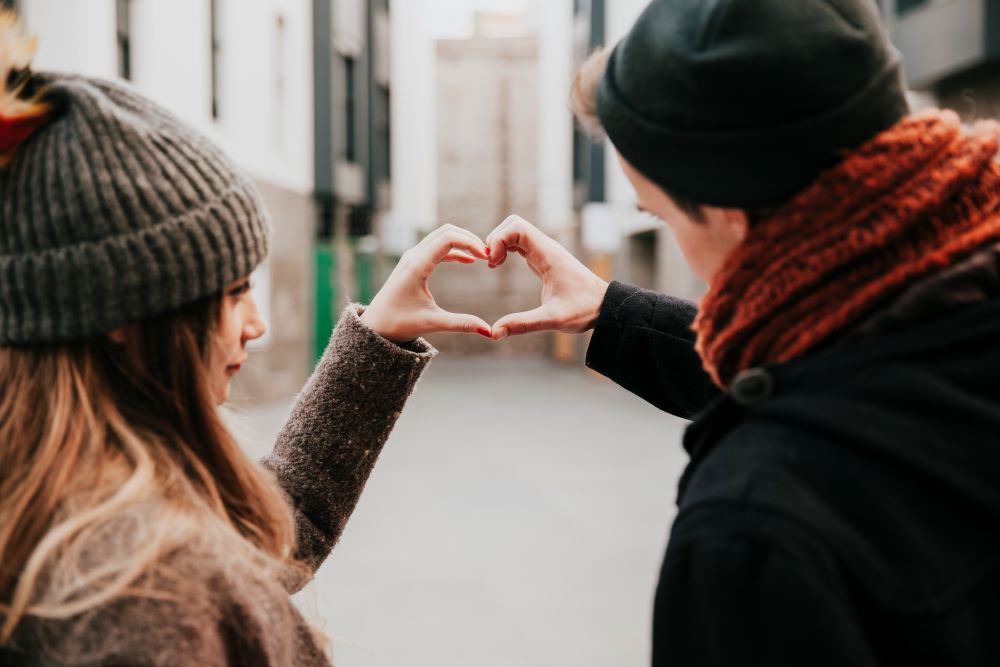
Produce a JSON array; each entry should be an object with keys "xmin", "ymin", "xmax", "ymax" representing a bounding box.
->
[
  {"xmin": 425, "ymin": 308, "xmax": 494, "ymax": 338},
  {"xmin": 492, "ymin": 305, "xmax": 557, "ymax": 340}
]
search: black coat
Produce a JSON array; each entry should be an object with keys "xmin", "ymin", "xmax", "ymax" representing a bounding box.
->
[{"xmin": 585, "ymin": 280, "xmax": 1000, "ymax": 666}]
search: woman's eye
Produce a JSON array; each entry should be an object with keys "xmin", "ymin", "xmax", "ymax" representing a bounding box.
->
[{"xmin": 229, "ymin": 281, "xmax": 252, "ymax": 297}]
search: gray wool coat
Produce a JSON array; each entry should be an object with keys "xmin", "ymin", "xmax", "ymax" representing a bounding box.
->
[{"xmin": 1, "ymin": 305, "xmax": 436, "ymax": 666}]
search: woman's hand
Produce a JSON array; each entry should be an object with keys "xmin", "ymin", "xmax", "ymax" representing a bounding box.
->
[
  {"xmin": 360, "ymin": 224, "xmax": 493, "ymax": 343},
  {"xmin": 485, "ymin": 215, "xmax": 610, "ymax": 339}
]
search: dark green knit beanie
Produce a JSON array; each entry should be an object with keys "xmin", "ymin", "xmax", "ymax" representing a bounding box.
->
[
  {"xmin": 0, "ymin": 71, "xmax": 271, "ymax": 345},
  {"xmin": 597, "ymin": 0, "xmax": 910, "ymax": 208}
]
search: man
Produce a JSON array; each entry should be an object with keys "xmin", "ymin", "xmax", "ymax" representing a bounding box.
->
[{"xmin": 484, "ymin": 0, "xmax": 1000, "ymax": 664}]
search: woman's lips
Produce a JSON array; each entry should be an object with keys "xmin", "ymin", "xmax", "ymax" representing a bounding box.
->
[{"xmin": 226, "ymin": 356, "xmax": 248, "ymax": 374}]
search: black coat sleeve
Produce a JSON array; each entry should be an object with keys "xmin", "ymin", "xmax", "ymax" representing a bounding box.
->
[
  {"xmin": 585, "ymin": 281, "xmax": 718, "ymax": 419},
  {"xmin": 653, "ymin": 506, "xmax": 878, "ymax": 667}
]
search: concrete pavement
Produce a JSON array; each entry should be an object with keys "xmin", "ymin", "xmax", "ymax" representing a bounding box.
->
[{"xmin": 232, "ymin": 356, "xmax": 689, "ymax": 667}]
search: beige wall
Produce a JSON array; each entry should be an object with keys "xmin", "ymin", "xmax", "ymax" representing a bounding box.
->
[{"xmin": 430, "ymin": 36, "xmax": 548, "ymax": 355}]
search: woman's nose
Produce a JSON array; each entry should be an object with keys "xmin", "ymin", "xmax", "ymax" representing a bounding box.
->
[
  {"xmin": 244, "ymin": 315, "xmax": 267, "ymax": 342},
  {"xmin": 243, "ymin": 294, "xmax": 268, "ymax": 342}
]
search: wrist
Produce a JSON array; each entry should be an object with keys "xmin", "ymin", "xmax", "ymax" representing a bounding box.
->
[
  {"xmin": 359, "ymin": 307, "xmax": 392, "ymax": 340},
  {"xmin": 360, "ymin": 309, "xmax": 418, "ymax": 346},
  {"xmin": 584, "ymin": 278, "xmax": 610, "ymax": 331}
]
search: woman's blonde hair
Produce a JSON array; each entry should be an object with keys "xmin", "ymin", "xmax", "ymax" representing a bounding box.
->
[
  {"xmin": 0, "ymin": 10, "xmax": 311, "ymax": 654},
  {"xmin": 0, "ymin": 294, "xmax": 308, "ymax": 643}
]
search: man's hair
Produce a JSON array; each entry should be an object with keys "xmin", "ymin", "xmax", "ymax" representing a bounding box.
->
[
  {"xmin": 570, "ymin": 47, "xmax": 774, "ymax": 225},
  {"xmin": 570, "ymin": 47, "xmax": 707, "ymax": 222}
]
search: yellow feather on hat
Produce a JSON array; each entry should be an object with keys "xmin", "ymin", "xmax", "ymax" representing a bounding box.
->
[{"xmin": 0, "ymin": 9, "xmax": 52, "ymax": 168}]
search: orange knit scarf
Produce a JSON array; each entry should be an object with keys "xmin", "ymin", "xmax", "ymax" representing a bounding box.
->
[{"xmin": 694, "ymin": 110, "xmax": 1000, "ymax": 388}]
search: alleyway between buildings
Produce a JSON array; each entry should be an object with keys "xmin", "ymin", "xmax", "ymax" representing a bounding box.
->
[{"xmin": 233, "ymin": 357, "xmax": 688, "ymax": 667}]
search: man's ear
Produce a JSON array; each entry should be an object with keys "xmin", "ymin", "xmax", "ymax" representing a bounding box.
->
[{"xmin": 721, "ymin": 208, "xmax": 749, "ymax": 244}]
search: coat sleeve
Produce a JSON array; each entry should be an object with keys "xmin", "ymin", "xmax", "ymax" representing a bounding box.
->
[
  {"xmin": 260, "ymin": 304, "xmax": 436, "ymax": 582},
  {"xmin": 653, "ymin": 506, "xmax": 877, "ymax": 667},
  {"xmin": 585, "ymin": 281, "xmax": 718, "ymax": 419}
]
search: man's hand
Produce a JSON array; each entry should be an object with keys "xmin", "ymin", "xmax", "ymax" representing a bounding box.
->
[
  {"xmin": 360, "ymin": 224, "xmax": 493, "ymax": 342},
  {"xmin": 485, "ymin": 215, "xmax": 609, "ymax": 340}
]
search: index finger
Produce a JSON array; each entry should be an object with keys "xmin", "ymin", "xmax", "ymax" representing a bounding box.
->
[
  {"xmin": 486, "ymin": 218, "xmax": 544, "ymax": 268},
  {"xmin": 428, "ymin": 229, "xmax": 490, "ymax": 265}
]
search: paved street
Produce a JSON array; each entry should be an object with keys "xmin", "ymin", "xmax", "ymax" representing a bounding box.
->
[{"xmin": 233, "ymin": 356, "xmax": 689, "ymax": 667}]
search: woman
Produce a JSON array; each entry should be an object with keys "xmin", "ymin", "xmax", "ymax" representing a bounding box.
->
[{"xmin": 0, "ymin": 13, "xmax": 490, "ymax": 666}]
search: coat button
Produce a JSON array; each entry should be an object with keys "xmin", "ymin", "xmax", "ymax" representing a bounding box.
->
[{"xmin": 729, "ymin": 367, "xmax": 775, "ymax": 407}]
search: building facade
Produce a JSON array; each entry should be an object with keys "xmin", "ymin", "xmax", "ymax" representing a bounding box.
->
[
  {"xmin": 19, "ymin": 0, "xmax": 392, "ymax": 402},
  {"xmin": 879, "ymin": 0, "xmax": 1000, "ymax": 119},
  {"xmin": 430, "ymin": 32, "xmax": 545, "ymax": 355},
  {"xmin": 312, "ymin": 0, "xmax": 393, "ymax": 366}
]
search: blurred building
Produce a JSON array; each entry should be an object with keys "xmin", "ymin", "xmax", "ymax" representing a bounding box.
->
[
  {"xmin": 20, "ymin": 0, "xmax": 392, "ymax": 402},
  {"xmin": 429, "ymin": 26, "xmax": 546, "ymax": 355},
  {"xmin": 878, "ymin": 0, "xmax": 1000, "ymax": 119},
  {"xmin": 313, "ymin": 0, "xmax": 393, "ymax": 369},
  {"xmin": 387, "ymin": 2, "xmax": 577, "ymax": 357}
]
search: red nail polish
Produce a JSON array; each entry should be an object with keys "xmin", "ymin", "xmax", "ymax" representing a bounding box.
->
[
  {"xmin": 484, "ymin": 246, "xmax": 491, "ymax": 257},
  {"xmin": 477, "ymin": 327, "xmax": 492, "ymax": 338}
]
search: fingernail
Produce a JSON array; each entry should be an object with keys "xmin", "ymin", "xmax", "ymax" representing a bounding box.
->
[
  {"xmin": 495, "ymin": 328, "xmax": 508, "ymax": 340},
  {"xmin": 484, "ymin": 246, "xmax": 491, "ymax": 257},
  {"xmin": 477, "ymin": 327, "xmax": 492, "ymax": 338}
]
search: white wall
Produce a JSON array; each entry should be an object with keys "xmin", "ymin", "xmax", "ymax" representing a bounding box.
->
[
  {"xmin": 387, "ymin": 0, "xmax": 438, "ymax": 251},
  {"xmin": 532, "ymin": 0, "xmax": 574, "ymax": 233},
  {"xmin": 24, "ymin": 0, "xmax": 313, "ymax": 196},
  {"xmin": 211, "ymin": 0, "xmax": 313, "ymax": 194},
  {"xmin": 22, "ymin": 0, "xmax": 118, "ymax": 77},
  {"xmin": 128, "ymin": 0, "xmax": 213, "ymax": 132}
]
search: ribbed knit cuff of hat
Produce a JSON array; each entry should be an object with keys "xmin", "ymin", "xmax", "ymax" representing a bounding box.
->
[
  {"xmin": 0, "ymin": 73, "xmax": 271, "ymax": 344},
  {"xmin": 595, "ymin": 0, "xmax": 912, "ymax": 209}
]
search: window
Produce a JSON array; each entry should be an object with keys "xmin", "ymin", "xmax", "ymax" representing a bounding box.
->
[
  {"xmin": 210, "ymin": 0, "xmax": 221, "ymax": 119},
  {"xmin": 116, "ymin": 0, "xmax": 132, "ymax": 80},
  {"xmin": 377, "ymin": 87, "xmax": 390, "ymax": 181},
  {"xmin": 573, "ymin": 125, "xmax": 588, "ymax": 184},
  {"xmin": 896, "ymin": 0, "xmax": 931, "ymax": 15},
  {"xmin": 344, "ymin": 56, "xmax": 356, "ymax": 162},
  {"xmin": 274, "ymin": 14, "xmax": 286, "ymax": 150}
]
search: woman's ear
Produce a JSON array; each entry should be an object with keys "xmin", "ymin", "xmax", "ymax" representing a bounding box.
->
[{"xmin": 106, "ymin": 326, "xmax": 129, "ymax": 344}]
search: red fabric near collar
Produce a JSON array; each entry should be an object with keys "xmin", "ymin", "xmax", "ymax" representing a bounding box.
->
[
  {"xmin": 694, "ymin": 110, "xmax": 1000, "ymax": 388},
  {"xmin": 0, "ymin": 112, "xmax": 48, "ymax": 156}
]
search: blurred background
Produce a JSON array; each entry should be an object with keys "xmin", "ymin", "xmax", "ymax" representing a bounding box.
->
[{"xmin": 13, "ymin": 0, "xmax": 1000, "ymax": 664}]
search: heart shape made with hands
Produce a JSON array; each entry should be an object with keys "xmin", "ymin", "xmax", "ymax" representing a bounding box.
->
[
  {"xmin": 482, "ymin": 215, "xmax": 608, "ymax": 340},
  {"xmin": 361, "ymin": 224, "xmax": 493, "ymax": 342},
  {"xmin": 363, "ymin": 218, "xmax": 606, "ymax": 343}
]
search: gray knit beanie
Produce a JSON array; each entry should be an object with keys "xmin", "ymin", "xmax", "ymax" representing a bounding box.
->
[{"xmin": 0, "ymin": 71, "xmax": 271, "ymax": 345}]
